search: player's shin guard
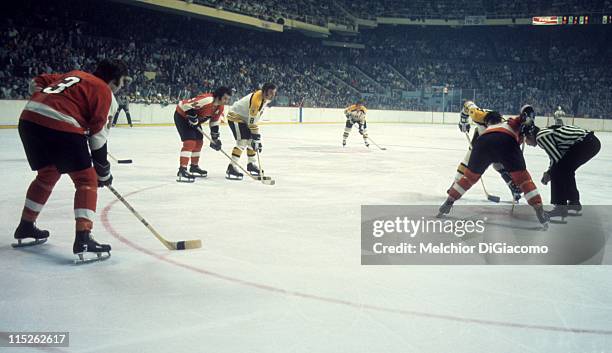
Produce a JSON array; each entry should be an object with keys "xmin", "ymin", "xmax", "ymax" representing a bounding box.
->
[
  {"xmin": 342, "ymin": 127, "xmax": 351, "ymax": 145},
  {"xmin": 454, "ymin": 162, "xmax": 468, "ymax": 182},
  {"xmin": 21, "ymin": 166, "xmax": 61, "ymax": 222},
  {"xmin": 454, "ymin": 149, "xmax": 471, "ymax": 181},
  {"xmin": 510, "ymin": 171, "xmax": 548, "ymax": 227},
  {"xmin": 190, "ymin": 140, "xmax": 203, "ymax": 166},
  {"xmin": 448, "ymin": 169, "xmax": 481, "ymax": 201},
  {"xmin": 231, "ymin": 146, "xmax": 243, "ymax": 164},
  {"xmin": 180, "ymin": 140, "xmax": 196, "ymax": 167},
  {"xmin": 510, "ymin": 171, "xmax": 542, "ymax": 206},
  {"xmin": 495, "ymin": 164, "xmax": 521, "ymax": 201},
  {"xmin": 246, "ymin": 147, "xmax": 257, "ymax": 164},
  {"xmin": 68, "ymin": 168, "xmax": 97, "ymax": 232}
]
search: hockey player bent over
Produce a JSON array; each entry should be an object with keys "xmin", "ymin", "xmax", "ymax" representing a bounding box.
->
[
  {"xmin": 13, "ymin": 59, "xmax": 130, "ymax": 263},
  {"xmin": 439, "ymin": 107, "xmax": 550, "ymax": 229},
  {"xmin": 225, "ymin": 83, "xmax": 276, "ymax": 180},
  {"xmin": 174, "ymin": 87, "xmax": 232, "ymax": 182},
  {"xmin": 457, "ymin": 100, "xmax": 522, "ymax": 201},
  {"xmin": 342, "ymin": 101, "xmax": 369, "ymax": 147}
]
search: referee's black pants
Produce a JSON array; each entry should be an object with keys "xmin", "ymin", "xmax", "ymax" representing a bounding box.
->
[{"xmin": 549, "ymin": 132, "xmax": 600, "ymax": 205}]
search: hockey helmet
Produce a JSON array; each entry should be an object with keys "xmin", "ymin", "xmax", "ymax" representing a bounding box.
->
[{"xmin": 520, "ymin": 104, "xmax": 536, "ymax": 122}]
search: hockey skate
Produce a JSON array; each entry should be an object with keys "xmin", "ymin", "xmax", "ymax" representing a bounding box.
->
[
  {"xmin": 12, "ymin": 220, "xmax": 49, "ymax": 248},
  {"xmin": 568, "ymin": 201, "xmax": 582, "ymax": 216},
  {"xmin": 364, "ymin": 141, "xmax": 370, "ymax": 148},
  {"xmin": 189, "ymin": 164, "xmax": 208, "ymax": 178},
  {"xmin": 342, "ymin": 140, "xmax": 346, "ymax": 147},
  {"xmin": 437, "ymin": 199, "xmax": 454, "ymax": 218},
  {"xmin": 73, "ymin": 230, "xmax": 111, "ymax": 264},
  {"xmin": 535, "ymin": 206, "xmax": 551, "ymax": 230},
  {"xmin": 226, "ymin": 164, "xmax": 243, "ymax": 180},
  {"xmin": 177, "ymin": 166, "xmax": 195, "ymax": 183},
  {"xmin": 247, "ymin": 162, "xmax": 261, "ymax": 176},
  {"xmin": 508, "ymin": 182, "xmax": 522, "ymax": 202},
  {"xmin": 546, "ymin": 205, "xmax": 568, "ymax": 224},
  {"xmin": 246, "ymin": 162, "xmax": 272, "ymax": 181}
]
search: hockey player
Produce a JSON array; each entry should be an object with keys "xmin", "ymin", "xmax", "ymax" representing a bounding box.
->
[
  {"xmin": 440, "ymin": 105, "xmax": 549, "ymax": 228},
  {"xmin": 13, "ymin": 59, "xmax": 129, "ymax": 262},
  {"xmin": 225, "ymin": 83, "xmax": 277, "ymax": 180},
  {"xmin": 457, "ymin": 100, "xmax": 522, "ymax": 201},
  {"xmin": 174, "ymin": 86, "xmax": 232, "ymax": 182},
  {"xmin": 525, "ymin": 123, "xmax": 600, "ymax": 218},
  {"xmin": 342, "ymin": 101, "xmax": 369, "ymax": 147},
  {"xmin": 553, "ymin": 106, "xmax": 566, "ymax": 126}
]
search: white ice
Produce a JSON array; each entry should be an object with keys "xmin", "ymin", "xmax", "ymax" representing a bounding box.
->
[{"xmin": 1, "ymin": 123, "xmax": 612, "ymax": 353}]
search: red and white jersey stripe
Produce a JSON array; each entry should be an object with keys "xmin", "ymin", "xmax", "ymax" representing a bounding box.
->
[
  {"xmin": 175, "ymin": 93, "xmax": 224, "ymax": 124},
  {"xmin": 481, "ymin": 116, "xmax": 523, "ymax": 143},
  {"xmin": 20, "ymin": 71, "xmax": 117, "ymax": 139}
]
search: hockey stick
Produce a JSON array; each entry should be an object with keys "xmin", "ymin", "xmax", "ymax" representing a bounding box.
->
[
  {"xmin": 108, "ymin": 152, "xmax": 133, "ymax": 164},
  {"xmin": 196, "ymin": 126, "xmax": 274, "ymax": 185},
  {"xmin": 256, "ymin": 149, "xmax": 275, "ymax": 186},
  {"xmin": 367, "ymin": 136, "xmax": 387, "ymax": 150},
  {"xmin": 464, "ymin": 132, "xmax": 500, "ymax": 203},
  {"xmin": 106, "ymin": 185, "xmax": 202, "ymax": 250}
]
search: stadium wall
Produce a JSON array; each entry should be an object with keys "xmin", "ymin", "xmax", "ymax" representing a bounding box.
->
[{"xmin": 1, "ymin": 100, "xmax": 611, "ymax": 131}]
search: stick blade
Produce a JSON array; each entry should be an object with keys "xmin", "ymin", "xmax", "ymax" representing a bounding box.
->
[
  {"xmin": 173, "ymin": 239, "xmax": 202, "ymax": 250},
  {"xmin": 487, "ymin": 195, "xmax": 501, "ymax": 203}
]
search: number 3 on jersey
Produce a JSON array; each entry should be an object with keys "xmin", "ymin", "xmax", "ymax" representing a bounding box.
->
[{"xmin": 42, "ymin": 76, "xmax": 81, "ymax": 94}]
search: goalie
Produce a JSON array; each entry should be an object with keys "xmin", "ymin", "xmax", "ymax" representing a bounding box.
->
[
  {"xmin": 342, "ymin": 101, "xmax": 369, "ymax": 147},
  {"xmin": 457, "ymin": 100, "xmax": 522, "ymax": 201}
]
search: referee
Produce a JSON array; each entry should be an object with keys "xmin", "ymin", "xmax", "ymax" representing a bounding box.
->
[
  {"xmin": 525, "ymin": 123, "xmax": 600, "ymax": 217},
  {"xmin": 111, "ymin": 94, "xmax": 132, "ymax": 127}
]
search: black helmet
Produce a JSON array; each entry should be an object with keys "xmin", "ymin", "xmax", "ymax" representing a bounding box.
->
[{"xmin": 520, "ymin": 104, "xmax": 536, "ymax": 122}]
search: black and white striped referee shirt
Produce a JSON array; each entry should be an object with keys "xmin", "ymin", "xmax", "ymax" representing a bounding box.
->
[{"xmin": 536, "ymin": 125, "xmax": 590, "ymax": 165}]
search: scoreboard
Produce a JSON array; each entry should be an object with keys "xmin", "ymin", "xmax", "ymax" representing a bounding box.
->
[{"xmin": 532, "ymin": 15, "xmax": 612, "ymax": 25}]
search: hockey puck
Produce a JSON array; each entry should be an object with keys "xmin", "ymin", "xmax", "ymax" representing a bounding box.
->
[{"xmin": 118, "ymin": 159, "xmax": 133, "ymax": 164}]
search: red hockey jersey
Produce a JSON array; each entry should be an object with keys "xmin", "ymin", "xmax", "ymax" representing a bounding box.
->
[
  {"xmin": 175, "ymin": 93, "xmax": 224, "ymax": 124},
  {"xmin": 20, "ymin": 71, "xmax": 117, "ymax": 139},
  {"xmin": 482, "ymin": 116, "xmax": 524, "ymax": 143}
]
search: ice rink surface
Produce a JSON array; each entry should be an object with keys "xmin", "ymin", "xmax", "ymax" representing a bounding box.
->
[{"xmin": 1, "ymin": 123, "xmax": 612, "ymax": 353}]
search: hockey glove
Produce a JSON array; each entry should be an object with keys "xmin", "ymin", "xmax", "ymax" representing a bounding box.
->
[
  {"xmin": 187, "ymin": 114, "xmax": 200, "ymax": 126},
  {"xmin": 210, "ymin": 132, "xmax": 222, "ymax": 151},
  {"xmin": 458, "ymin": 112, "xmax": 470, "ymax": 133},
  {"xmin": 93, "ymin": 160, "xmax": 113, "ymax": 187},
  {"xmin": 346, "ymin": 113, "xmax": 356, "ymax": 124},
  {"xmin": 251, "ymin": 134, "xmax": 262, "ymax": 153}
]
